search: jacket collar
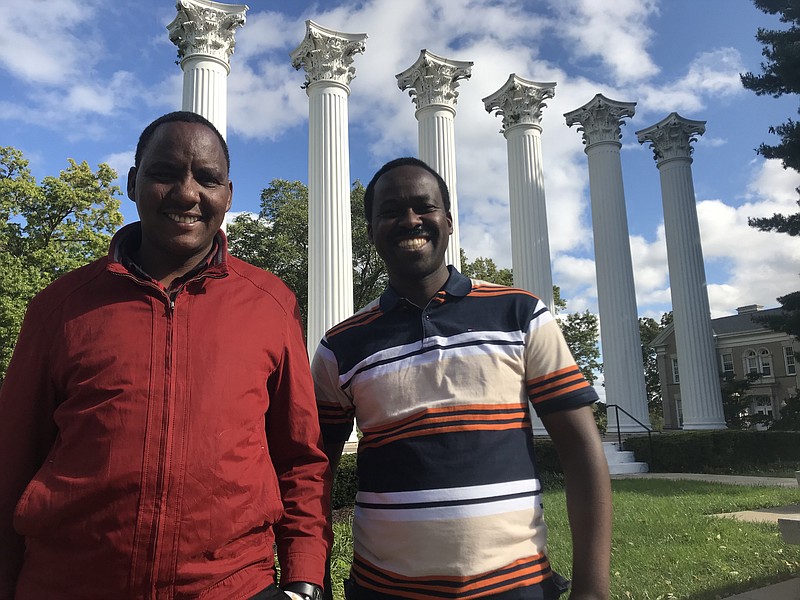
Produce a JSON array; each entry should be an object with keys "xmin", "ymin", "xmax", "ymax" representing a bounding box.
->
[
  {"xmin": 379, "ymin": 265, "xmax": 471, "ymax": 312},
  {"xmin": 106, "ymin": 222, "xmax": 229, "ymax": 282}
]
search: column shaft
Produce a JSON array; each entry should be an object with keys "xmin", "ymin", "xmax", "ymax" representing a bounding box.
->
[
  {"xmin": 417, "ymin": 105, "xmax": 460, "ymax": 268},
  {"xmin": 585, "ymin": 142, "xmax": 651, "ymax": 431},
  {"xmin": 637, "ymin": 112, "xmax": 726, "ymax": 430},
  {"xmin": 659, "ymin": 158, "xmax": 726, "ymax": 428},
  {"xmin": 505, "ymin": 124, "xmax": 553, "ymax": 309},
  {"xmin": 181, "ymin": 56, "xmax": 229, "ymax": 137},
  {"xmin": 306, "ymin": 82, "xmax": 354, "ymax": 354}
]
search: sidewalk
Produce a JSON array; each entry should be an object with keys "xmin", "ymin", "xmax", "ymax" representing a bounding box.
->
[{"xmin": 613, "ymin": 472, "xmax": 799, "ymax": 600}]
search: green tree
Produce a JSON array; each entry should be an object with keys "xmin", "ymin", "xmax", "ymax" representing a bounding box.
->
[
  {"xmin": 721, "ymin": 372, "xmax": 770, "ymax": 430},
  {"xmin": 226, "ymin": 180, "xmax": 387, "ymax": 328},
  {"xmin": 0, "ymin": 147, "xmax": 122, "ymax": 380},
  {"xmin": 741, "ymin": 0, "xmax": 800, "ymax": 238},
  {"xmin": 559, "ymin": 310, "xmax": 602, "ymax": 386},
  {"xmin": 459, "ymin": 248, "xmax": 513, "ymax": 286}
]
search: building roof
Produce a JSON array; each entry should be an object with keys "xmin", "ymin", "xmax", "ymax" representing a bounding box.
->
[
  {"xmin": 649, "ymin": 307, "xmax": 788, "ymax": 348},
  {"xmin": 711, "ymin": 307, "xmax": 786, "ymax": 335}
]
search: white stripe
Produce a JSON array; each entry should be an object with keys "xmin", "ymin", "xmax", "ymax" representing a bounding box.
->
[
  {"xmin": 354, "ymin": 495, "xmax": 540, "ymax": 522},
  {"xmin": 356, "ymin": 478, "xmax": 539, "ymax": 505},
  {"xmin": 340, "ymin": 330, "xmax": 525, "ymax": 387}
]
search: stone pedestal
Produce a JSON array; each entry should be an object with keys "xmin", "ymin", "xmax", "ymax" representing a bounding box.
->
[
  {"xmin": 167, "ymin": 0, "xmax": 248, "ymax": 138},
  {"xmin": 291, "ymin": 20, "xmax": 366, "ymax": 356},
  {"xmin": 483, "ymin": 74, "xmax": 556, "ymax": 313},
  {"xmin": 564, "ymin": 94, "xmax": 651, "ymax": 433},
  {"xmin": 637, "ymin": 113, "xmax": 726, "ymax": 430},
  {"xmin": 396, "ymin": 50, "xmax": 472, "ymax": 269}
]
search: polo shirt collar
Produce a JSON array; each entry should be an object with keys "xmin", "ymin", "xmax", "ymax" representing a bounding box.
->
[{"xmin": 379, "ymin": 265, "xmax": 472, "ymax": 311}]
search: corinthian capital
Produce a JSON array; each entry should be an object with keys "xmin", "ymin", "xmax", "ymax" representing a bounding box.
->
[
  {"xmin": 483, "ymin": 74, "xmax": 556, "ymax": 132},
  {"xmin": 636, "ymin": 112, "xmax": 706, "ymax": 164},
  {"xmin": 167, "ymin": 0, "xmax": 248, "ymax": 66},
  {"xmin": 564, "ymin": 94, "xmax": 636, "ymax": 148},
  {"xmin": 396, "ymin": 49, "xmax": 473, "ymax": 110},
  {"xmin": 290, "ymin": 20, "xmax": 367, "ymax": 87}
]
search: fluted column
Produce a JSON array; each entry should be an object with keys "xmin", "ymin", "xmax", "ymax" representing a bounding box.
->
[
  {"xmin": 564, "ymin": 94, "xmax": 651, "ymax": 433},
  {"xmin": 637, "ymin": 113, "xmax": 726, "ymax": 429},
  {"xmin": 483, "ymin": 74, "xmax": 556, "ymax": 313},
  {"xmin": 291, "ymin": 20, "xmax": 366, "ymax": 356},
  {"xmin": 167, "ymin": 0, "xmax": 248, "ymax": 138},
  {"xmin": 396, "ymin": 50, "xmax": 472, "ymax": 269}
]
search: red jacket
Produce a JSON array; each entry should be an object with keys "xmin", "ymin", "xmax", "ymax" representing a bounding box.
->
[{"xmin": 0, "ymin": 224, "xmax": 330, "ymax": 599}]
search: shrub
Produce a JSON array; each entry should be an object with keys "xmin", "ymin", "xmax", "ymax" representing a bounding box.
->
[{"xmin": 624, "ymin": 430, "xmax": 800, "ymax": 473}]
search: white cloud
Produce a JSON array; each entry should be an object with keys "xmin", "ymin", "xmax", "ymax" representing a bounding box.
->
[{"xmin": 547, "ymin": 0, "xmax": 661, "ymax": 83}]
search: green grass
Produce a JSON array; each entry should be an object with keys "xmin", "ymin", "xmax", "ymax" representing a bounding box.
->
[{"xmin": 329, "ymin": 479, "xmax": 800, "ymax": 600}]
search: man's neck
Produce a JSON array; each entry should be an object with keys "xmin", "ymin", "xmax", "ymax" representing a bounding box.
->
[{"xmin": 390, "ymin": 265, "xmax": 450, "ymax": 308}]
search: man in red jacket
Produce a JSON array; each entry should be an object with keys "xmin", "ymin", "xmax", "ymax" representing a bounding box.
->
[{"xmin": 0, "ymin": 111, "xmax": 329, "ymax": 600}]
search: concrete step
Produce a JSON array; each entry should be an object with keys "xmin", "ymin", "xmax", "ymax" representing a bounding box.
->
[
  {"xmin": 778, "ymin": 517, "xmax": 800, "ymax": 545},
  {"xmin": 603, "ymin": 441, "xmax": 649, "ymax": 475},
  {"xmin": 609, "ymin": 462, "xmax": 649, "ymax": 475}
]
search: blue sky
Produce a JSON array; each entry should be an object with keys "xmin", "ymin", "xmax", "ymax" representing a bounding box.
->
[{"xmin": 2, "ymin": 0, "xmax": 800, "ymax": 322}]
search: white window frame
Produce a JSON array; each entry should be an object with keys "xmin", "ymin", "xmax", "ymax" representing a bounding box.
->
[
  {"xmin": 671, "ymin": 357, "xmax": 680, "ymax": 384},
  {"xmin": 784, "ymin": 346, "xmax": 796, "ymax": 376},
  {"xmin": 721, "ymin": 352, "xmax": 734, "ymax": 375}
]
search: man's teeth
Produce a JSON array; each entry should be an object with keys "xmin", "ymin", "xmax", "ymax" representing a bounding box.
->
[
  {"xmin": 398, "ymin": 237, "xmax": 427, "ymax": 249},
  {"xmin": 167, "ymin": 214, "xmax": 201, "ymax": 224}
]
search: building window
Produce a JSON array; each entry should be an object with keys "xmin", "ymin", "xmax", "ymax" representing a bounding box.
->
[
  {"xmin": 759, "ymin": 349, "xmax": 772, "ymax": 377},
  {"xmin": 784, "ymin": 346, "xmax": 796, "ymax": 375},
  {"xmin": 721, "ymin": 352, "xmax": 734, "ymax": 375},
  {"xmin": 744, "ymin": 348, "xmax": 773, "ymax": 377},
  {"xmin": 745, "ymin": 350, "xmax": 759, "ymax": 374},
  {"xmin": 671, "ymin": 357, "xmax": 680, "ymax": 384}
]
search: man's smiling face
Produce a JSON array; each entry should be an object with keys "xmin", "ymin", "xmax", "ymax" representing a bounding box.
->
[
  {"xmin": 368, "ymin": 164, "xmax": 452, "ymax": 288},
  {"xmin": 127, "ymin": 120, "xmax": 232, "ymax": 277}
]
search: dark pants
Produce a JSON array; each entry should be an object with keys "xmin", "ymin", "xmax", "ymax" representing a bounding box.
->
[{"xmin": 250, "ymin": 583, "xmax": 291, "ymax": 600}]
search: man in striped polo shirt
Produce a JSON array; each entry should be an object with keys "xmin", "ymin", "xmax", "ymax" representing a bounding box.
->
[{"xmin": 312, "ymin": 158, "xmax": 611, "ymax": 600}]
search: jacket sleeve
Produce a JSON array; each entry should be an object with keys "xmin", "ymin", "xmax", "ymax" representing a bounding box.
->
[
  {"xmin": 266, "ymin": 297, "xmax": 332, "ymax": 588},
  {"xmin": 0, "ymin": 297, "xmax": 59, "ymax": 599}
]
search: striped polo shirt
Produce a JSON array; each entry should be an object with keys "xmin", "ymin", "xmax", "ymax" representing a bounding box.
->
[{"xmin": 311, "ymin": 268, "xmax": 598, "ymax": 599}]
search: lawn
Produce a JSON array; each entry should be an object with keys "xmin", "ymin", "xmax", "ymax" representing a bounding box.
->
[{"xmin": 329, "ymin": 479, "xmax": 800, "ymax": 600}]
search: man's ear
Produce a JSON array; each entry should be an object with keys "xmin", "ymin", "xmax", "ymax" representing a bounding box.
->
[
  {"xmin": 127, "ymin": 167, "xmax": 137, "ymax": 202},
  {"xmin": 446, "ymin": 211, "xmax": 454, "ymax": 235},
  {"xmin": 226, "ymin": 180, "xmax": 233, "ymax": 212}
]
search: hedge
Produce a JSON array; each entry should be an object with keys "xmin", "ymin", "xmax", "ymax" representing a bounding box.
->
[{"xmin": 623, "ymin": 430, "xmax": 800, "ymax": 474}]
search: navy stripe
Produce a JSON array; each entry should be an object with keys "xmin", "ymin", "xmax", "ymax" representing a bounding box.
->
[{"xmin": 355, "ymin": 489, "xmax": 539, "ymax": 511}]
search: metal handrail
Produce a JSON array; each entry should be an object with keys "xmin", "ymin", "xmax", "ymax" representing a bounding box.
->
[{"xmin": 605, "ymin": 404, "xmax": 654, "ymax": 468}]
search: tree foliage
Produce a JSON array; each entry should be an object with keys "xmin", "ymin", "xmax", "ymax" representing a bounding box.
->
[
  {"xmin": 226, "ymin": 180, "xmax": 387, "ymax": 329},
  {"xmin": 742, "ymin": 0, "xmax": 800, "ymax": 232},
  {"xmin": 0, "ymin": 146, "xmax": 122, "ymax": 380}
]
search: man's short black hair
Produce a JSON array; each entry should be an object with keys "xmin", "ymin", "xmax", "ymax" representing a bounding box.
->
[
  {"xmin": 363, "ymin": 157, "xmax": 450, "ymax": 222},
  {"xmin": 134, "ymin": 111, "xmax": 230, "ymax": 173}
]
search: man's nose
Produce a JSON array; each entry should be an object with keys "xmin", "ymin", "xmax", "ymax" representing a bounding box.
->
[
  {"xmin": 171, "ymin": 176, "xmax": 201, "ymax": 203},
  {"xmin": 398, "ymin": 207, "xmax": 422, "ymax": 228}
]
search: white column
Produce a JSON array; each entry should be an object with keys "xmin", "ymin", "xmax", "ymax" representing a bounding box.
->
[
  {"xmin": 167, "ymin": 0, "xmax": 248, "ymax": 138},
  {"xmin": 483, "ymin": 74, "xmax": 556, "ymax": 313},
  {"xmin": 291, "ymin": 20, "xmax": 367, "ymax": 356},
  {"xmin": 396, "ymin": 50, "xmax": 473, "ymax": 269},
  {"xmin": 637, "ymin": 113, "xmax": 726, "ymax": 430},
  {"xmin": 564, "ymin": 94, "xmax": 651, "ymax": 433}
]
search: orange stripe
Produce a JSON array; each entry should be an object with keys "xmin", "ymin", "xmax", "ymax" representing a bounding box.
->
[
  {"xmin": 365, "ymin": 410, "xmax": 528, "ymax": 440},
  {"xmin": 527, "ymin": 365, "xmax": 579, "ymax": 386},
  {"xmin": 352, "ymin": 553, "xmax": 550, "ymax": 597},
  {"xmin": 531, "ymin": 381, "xmax": 591, "ymax": 404},
  {"xmin": 359, "ymin": 421, "xmax": 528, "ymax": 449},
  {"xmin": 528, "ymin": 372, "xmax": 585, "ymax": 393},
  {"xmin": 362, "ymin": 402, "xmax": 528, "ymax": 435},
  {"xmin": 326, "ymin": 307, "xmax": 382, "ymax": 337}
]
